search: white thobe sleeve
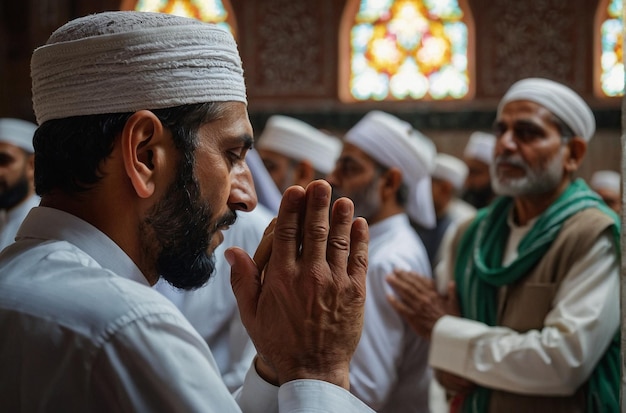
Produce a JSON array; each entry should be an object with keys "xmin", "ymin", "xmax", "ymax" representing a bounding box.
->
[{"xmin": 429, "ymin": 229, "xmax": 619, "ymax": 395}]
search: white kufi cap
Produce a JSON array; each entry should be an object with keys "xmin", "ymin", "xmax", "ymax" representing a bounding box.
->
[
  {"xmin": 433, "ymin": 153, "xmax": 468, "ymax": 190},
  {"xmin": 591, "ymin": 170, "xmax": 620, "ymax": 194},
  {"xmin": 345, "ymin": 110, "xmax": 437, "ymax": 228},
  {"xmin": 257, "ymin": 115, "xmax": 341, "ymax": 174},
  {"xmin": 31, "ymin": 11, "xmax": 246, "ymax": 124},
  {"xmin": 0, "ymin": 118, "xmax": 37, "ymax": 153},
  {"xmin": 463, "ymin": 131, "xmax": 496, "ymax": 165},
  {"xmin": 498, "ymin": 77, "xmax": 595, "ymax": 141}
]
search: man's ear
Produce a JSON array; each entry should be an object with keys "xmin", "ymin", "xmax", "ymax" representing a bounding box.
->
[
  {"xmin": 380, "ymin": 167, "xmax": 402, "ymax": 200},
  {"xmin": 120, "ymin": 110, "xmax": 167, "ymax": 199},
  {"xmin": 564, "ymin": 136, "xmax": 587, "ymax": 174}
]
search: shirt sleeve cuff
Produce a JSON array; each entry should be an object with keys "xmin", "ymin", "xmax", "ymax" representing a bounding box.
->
[
  {"xmin": 429, "ymin": 315, "xmax": 490, "ymax": 374},
  {"xmin": 279, "ymin": 380, "xmax": 375, "ymax": 412},
  {"xmin": 233, "ymin": 360, "xmax": 279, "ymax": 412}
]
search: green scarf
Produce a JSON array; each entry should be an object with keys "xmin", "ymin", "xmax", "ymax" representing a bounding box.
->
[{"xmin": 454, "ymin": 179, "xmax": 620, "ymax": 413}]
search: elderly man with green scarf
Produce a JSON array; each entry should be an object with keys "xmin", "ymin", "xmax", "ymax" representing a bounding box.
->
[{"xmin": 386, "ymin": 77, "xmax": 620, "ymax": 413}]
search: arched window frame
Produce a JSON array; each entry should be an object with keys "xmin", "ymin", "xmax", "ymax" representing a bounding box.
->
[
  {"xmin": 119, "ymin": 0, "xmax": 238, "ymax": 40},
  {"xmin": 338, "ymin": 0, "xmax": 475, "ymax": 103},
  {"xmin": 594, "ymin": 0, "xmax": 624, "ymax": 98}
]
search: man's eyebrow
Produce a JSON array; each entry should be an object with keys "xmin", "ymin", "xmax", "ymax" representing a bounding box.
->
[{"xmin": 230, "ymin": 133, "xmax": 254, "ymax": 149}]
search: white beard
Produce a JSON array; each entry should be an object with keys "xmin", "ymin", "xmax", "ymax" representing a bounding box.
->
[{"xmin": 490, "ymin": 149, "xmax": 564, "ymax": 197}]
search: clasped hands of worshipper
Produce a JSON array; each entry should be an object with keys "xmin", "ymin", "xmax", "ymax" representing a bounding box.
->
[
  {"xmin": 386, "ymin": 270, "xmax": 476, "ymax": 395},
  {"xmin": 226, "ymin": 180, "xmax": 369, "ymax": 388}
]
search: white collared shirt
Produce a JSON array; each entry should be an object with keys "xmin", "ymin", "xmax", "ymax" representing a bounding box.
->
[
  {"xmin": 0, "ymin": 206, "xmax": 374, "ymax": 412},
  {"xmin": 350, "ymin": 213, "xmax": 432, "ymax": 413}
]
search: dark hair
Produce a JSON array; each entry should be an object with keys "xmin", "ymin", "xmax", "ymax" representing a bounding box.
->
[{"xmin": 33, "ymin": 102, "xmax": 227, "ymax": 196}]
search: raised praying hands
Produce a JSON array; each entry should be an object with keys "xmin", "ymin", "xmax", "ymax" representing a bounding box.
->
[
  {"xmin": 386, "ymin": 269, "xmax": 461, "ymax": 340},
  {"xmin": 226, "ymin": 179, "xmax": 369, "ymax": 389}
]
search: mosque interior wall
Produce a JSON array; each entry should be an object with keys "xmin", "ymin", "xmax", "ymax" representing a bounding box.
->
[{"xmin": 0, "ymin": 0, "xmax": 619, "ymax": 181}]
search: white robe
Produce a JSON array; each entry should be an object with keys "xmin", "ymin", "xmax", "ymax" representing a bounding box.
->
[
  {"xmin": 350, "ymin": 213, "xmax": 432, "ymax": 412},
  {"xmin": 0, "ymin": 193, "xmax": 39, "ymax": 250}
]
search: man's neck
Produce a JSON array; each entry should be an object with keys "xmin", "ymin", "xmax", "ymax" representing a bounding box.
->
[{"xmin": 512, "ymin": 180, "xmax": 571, "ymax": 225}]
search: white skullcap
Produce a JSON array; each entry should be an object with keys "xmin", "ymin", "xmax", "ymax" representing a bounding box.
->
[
  {"xmin": 498, "ymin": 77, "xmax": 595, "ymax": 141},
  {"xmin": 591, "ymin": 170, "xmax": 620, "ymax": 194},
  {"xmin": 31, "ymin": 11, "xmax": 246, "ymax": 124},
  {"xmin": 0, "ymin": 118, "xmax": 37, "ymax": 153},
  {"xmin": 463, "ymin": 131, "xmax": 496, "ymax": 165},
  {"xmin": 433, "ymin": 153, "xmax": 468, "ymax": 190},
  {"xmin": 345, "ymin": 110, "xmax": 437, "ymax": 228},
  {"xmin": 257, "ymin": 115, "xmax": 342, "ymax": 174}
]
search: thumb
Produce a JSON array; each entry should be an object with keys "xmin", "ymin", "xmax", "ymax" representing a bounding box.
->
[{"xmin": 226, "ymin": 246, "xmax": 261, "ymax": 328}]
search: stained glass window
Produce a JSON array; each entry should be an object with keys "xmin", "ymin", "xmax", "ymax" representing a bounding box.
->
[
  {"xmin": 345, "ymin": 0, "xmax": 470, "ymax": 101},
  {"xmin": 600, "ymin": 0, "xmax": 623, "ymax": 97},
  {"xmin": 133, "ymin": 0, "xmax": 234, "ymax": 35}
]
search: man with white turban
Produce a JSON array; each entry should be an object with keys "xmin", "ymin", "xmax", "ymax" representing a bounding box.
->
[
  {"xmin": 257, "ymin": 115, "xmax": 342, "ymax": 193},
  {"xmin": 416, "ymin": 153, "xmax": 476, "ymax": 270},
  {"xmin": 386, "ymin": 78, "xmax": 619, "ymax": 412},
  {"xmin": 0, "ymin": 11, "xmax": 373, "ymax": 413},
  {"xmin": 462, "ymin": 131, "xmax": 497, "ymax": 208},
  {"xmin": 327, "ymin": 110, "xmax": 435, "ymax": 412},
  {"xmin": 590, "ymin": 169, "xmax": 621, "ymax": 214},
  {"xmin": 0, "ymin": 118, "xmax": 39, "ymax": 250}
]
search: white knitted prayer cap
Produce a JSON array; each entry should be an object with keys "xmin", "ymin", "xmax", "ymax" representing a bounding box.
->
[
  {"xmin": 345, "ymin": 110, "xmax": 437, "ymax": 228},
  {"xmin": 433, "ymin": 153, "xmax": 468, "ymax": 191},
  {"xmin": 591, "ymin": 170, "xmax": 620, "ymax": 193},
  {"xmin": 31, "ymin": 11, "xmax": 246, "ymax": 124},
  {"xmin": 0, "ymin": 118, "xmax": 37, "ymax": 153},
  {"xmin": 497, "ymin": 77, "xmax": 595, "ymax": 141},
  {"xmin": 463, "ymin": 131, "xmax": 496, "ymax": 165},
  {"xmin": 257, "ymin": 115, "xmax": 342, "ymax": 174}
]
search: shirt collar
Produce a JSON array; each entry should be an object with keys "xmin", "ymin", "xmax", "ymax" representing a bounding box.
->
[{"xmin": 16, "ymin": 206, "xmax": 148, "ymax": 286}]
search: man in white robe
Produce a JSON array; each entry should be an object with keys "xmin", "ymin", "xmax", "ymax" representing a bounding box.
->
[
  {"xmin": 0, "ymin": 118, "xmax": 39, "ymax": 250},
  {"xmin": 0, "ymin": 11, "xmax": 373, "ymax": 412},
  {"xmin": 327, "ymin": 110, "xmax": 436, "ymax": 413}
]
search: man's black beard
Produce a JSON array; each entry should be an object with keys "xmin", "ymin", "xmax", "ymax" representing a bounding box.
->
[
  {"xmin": 145, "ymin": 164, "xmax": 237, "ymax": 290},
  {"xmin": 0, "ymin": 175, "xmax": 30, "ymax": 210},
  {"xmin": 461, "ymin": 185, "xmax": 494, "ymax": 209}
]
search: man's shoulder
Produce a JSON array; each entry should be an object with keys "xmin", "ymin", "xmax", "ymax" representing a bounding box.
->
[
  {"xmin": 369, "ymin": 221, "xmax": 430, "ymax": 275},
  {"xmin": 0, "ymin": 239, "xmax": 188, "ymax": 342}
]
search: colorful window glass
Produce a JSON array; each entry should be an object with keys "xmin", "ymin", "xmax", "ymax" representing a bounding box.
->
[
  {"xmin": 347, "ymin": 0, "xmax": 469, "ymax": 101},
  {"xmin": 600, "ymin": 0, "xmax": 624, "ymax": 97},
  {"xmin": 133, "ymin": 0, "xmax": 234, "ymax": 35}
]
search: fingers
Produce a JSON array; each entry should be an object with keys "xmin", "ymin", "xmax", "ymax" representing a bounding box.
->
[
  {"xmin": 253, "ymin": 218, "xmax": 276, "ymax": 282},
  {"xmin": 272, "ymin": 185, "xmax": 306, "ymax": 262},
  {"xmin": 347, "ymin": 216, "xmax": 369, "ymax": 288},
  {"xmin": 227, "ymin": 246, "xmax": 261, "ymax": 328},
  {"xmin": 386, "ymin": 270, "xmax": 430, "ymax": 303},
  {"xmin": 387, "ymin": 292, "xmax": 414, "ymax": 316},
  {"xmin": 300, "ymin": 180, "xmax": 332, "ymax": 263},
  {"xmin": 326, "ymin": 198, "xmax": 355, "ymax": 275}
]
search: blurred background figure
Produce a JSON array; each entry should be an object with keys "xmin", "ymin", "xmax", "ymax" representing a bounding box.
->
[
  {"xmin": 256, "ymin": 115, "xmax": 342, "ymax": 193},
  {"xmin": 245, "ymin": 150, "xmax": 281, "ymax": 214},
  {"xmin": 590, "ymin": 170, "xmax": 621, "ymax": 215},
  {"xmin": 0, "ymin": 118, "xmax": 39, "ymax": 250},
  {"xmin": 461, "ymin": 131, "xmax": 496, "ymax": 209},
  {"xmin": 327, "ymin": 110, "xmax": 434, "ymax": 413},
  {"xmin": 416, "ymin": 153, "xmax": 476, "ymax": 270}
]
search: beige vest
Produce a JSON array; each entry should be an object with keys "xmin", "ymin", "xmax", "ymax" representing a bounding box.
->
[{"xmin": 451, "ymin": 208, "xmax": 615, "ymax": 413}]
